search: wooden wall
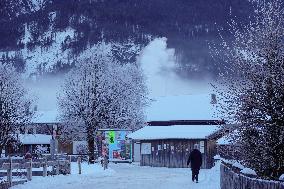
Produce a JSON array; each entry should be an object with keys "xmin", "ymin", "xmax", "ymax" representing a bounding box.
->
[{"xmin": 140, "ymin": 139, "xmax": 216, "ymax": 169}]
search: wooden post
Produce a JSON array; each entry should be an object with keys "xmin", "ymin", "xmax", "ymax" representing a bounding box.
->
[
  {"xmin": 103, "ymin": 156, "xmax": 108, "ymax": 170},
  {"xmin": 68, "ymin": 155, "xmax": 72, "ymax": 174},
  {"xmin": 26, "ymin": 159, "xmax": 32, "ymax": 181},
  {"xmin": 7, "ymin": 156, "xmax": 12, "ymax": 186},
  {"xmin": 78, "ymin": 157, "xmax": 81, "ymax": 174},
  {"xmin": 43, "ymin": 158, "xmax": 47, "ymax": 177},
  {"xmin": 56, "ymin": 160, "xmax": 59, "ymax": 175}
]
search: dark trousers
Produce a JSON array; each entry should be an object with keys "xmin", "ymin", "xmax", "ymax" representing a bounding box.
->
[{"xmin": 192, "ymin": 169, "xmax": 199, "ymax": 182}]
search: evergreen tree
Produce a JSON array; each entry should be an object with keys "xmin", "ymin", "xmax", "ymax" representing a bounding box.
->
[{"xmin": 212, "ymin": 0, "xmax": 284, "ymax": 179}]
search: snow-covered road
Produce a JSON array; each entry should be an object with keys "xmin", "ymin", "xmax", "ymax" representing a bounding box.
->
[{"xmin": 11, "ymin": 162, "xmax": 220, "ymax": 189}]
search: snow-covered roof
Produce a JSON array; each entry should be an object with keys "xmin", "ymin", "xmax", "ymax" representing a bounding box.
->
[
  {"xmin": 127, "ymin": 125, "xmax": 221, "ymax": 140},
  {"xmin": 217, "ymin": 130, "xmax": 238, "ymax": 145},
  {"xmin": 32, "ymin": 110, "xmax": 58, "ymax": 123},
  {"xmin": 146, "ymin": 94, "xmax": 218, "ymax": 121},
  {"xmin": 217, "ymin": 136, "xmax": 232, "ymax": 145},
  {"xmin": 18, "ymin": 134, "xmax": 52, "ymax": 145}
]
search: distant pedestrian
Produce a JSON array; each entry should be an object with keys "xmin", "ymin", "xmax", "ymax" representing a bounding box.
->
[{"xmin": 187, "ymin": 144, "xmax": 202, "ymax": 183}]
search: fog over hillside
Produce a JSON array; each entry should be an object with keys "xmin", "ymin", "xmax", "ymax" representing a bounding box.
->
[{"xmin": 0, "ymin": 0, "xmax": 254, "ymax": 111}]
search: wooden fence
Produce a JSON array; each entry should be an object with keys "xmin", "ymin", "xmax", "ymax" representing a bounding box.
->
[
  {"xmin": 221, "ymin": 163, "xmax": 284, "ymax": 189},
  {"xmin": 0, "ymin": 158, "xmax": 71, "ymax": 187}
]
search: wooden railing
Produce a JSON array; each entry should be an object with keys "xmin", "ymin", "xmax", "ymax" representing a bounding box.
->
[
  {"xmin": 220, "ymin": 163, "xmax": 284, "ymax": 189},
  {"xmin": 0, "ymin": 158, "xmax": 71, "ymax": 187}
]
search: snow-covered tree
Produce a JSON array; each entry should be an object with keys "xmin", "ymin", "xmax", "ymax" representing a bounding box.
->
[
  {"xmin": 58, "ymin": 52, "xmax": 147, "ymax": 163},
  {"xmin": 35, "ymin": 144, "xmax": 49, "ymax": 156},
  {"xmin": 0, "ymin": 63, "xmax": 35, "ymax": 154},
  {"xmin": 211, "ymin": 0, "xmax": 284, "ymax": 179}
]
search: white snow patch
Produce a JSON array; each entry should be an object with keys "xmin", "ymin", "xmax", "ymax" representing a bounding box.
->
[
  {"xmin": 279, "ymin": 174, "xmax": 284, "ymax": 181},
  {"xmin": 232, "ymin": 162, "xmax": 245, "ymax": 170},
  {"xmin": 222, "ymin": 159, "xmax": 236, "ymax": 165},
  {"xmin": 213, "ymin": 155, "xmax": 221, "ymax": 160},
  {"xmin": 217, "ymin": 136, "xmax": 231, "ymax": 145},
  {"xmin": 241, "ymin": 168, "xmax": 257, "ymax": 176}
]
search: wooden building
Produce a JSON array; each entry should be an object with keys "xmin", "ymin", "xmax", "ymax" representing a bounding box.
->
[{"xmin": 127, "ymin": 124, "xmax": 222, "ymax": 169}]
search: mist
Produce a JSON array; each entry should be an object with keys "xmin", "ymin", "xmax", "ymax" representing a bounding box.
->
[
  {"xmin": 25, "ymin": 75, "xmax": 63, "ymax": 112},
  {"xmin": 139, "ymin": 37, "xmax": 213, "ymax": 97}
]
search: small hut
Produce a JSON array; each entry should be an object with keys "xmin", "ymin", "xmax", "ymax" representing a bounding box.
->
[
  {"xmin": 18, "ymin": 134, "xmax": 52, "ymax": 154},
  {"xmin": 127, "ymin": 124, "xmax": 221, "ymax": 169},
  {"xmin": 217, "ymin": 130, "xmax": 240, "ymax": 160}
]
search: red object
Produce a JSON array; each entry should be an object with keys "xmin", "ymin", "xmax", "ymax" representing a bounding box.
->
[{"xmin": 24, "ymin": 152, "xmax": 32, "ymax": 160}]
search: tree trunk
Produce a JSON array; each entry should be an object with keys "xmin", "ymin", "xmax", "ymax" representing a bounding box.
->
[
  {"xmin": 0, "ymin": 145, "xmax": 3, "ymax": 157},
  {"xmin": 87, "ymin": 125, "xmax": 95, "ymax": 164}
]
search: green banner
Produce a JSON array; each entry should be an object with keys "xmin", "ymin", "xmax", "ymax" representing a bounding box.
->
[{"xmin": 108, "ymin": 131, "xmax": 115, "ymax": 144}]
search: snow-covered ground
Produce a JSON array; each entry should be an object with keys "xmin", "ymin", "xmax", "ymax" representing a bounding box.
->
[{"xmin": 11, "ymin": 162, "xmax": 220, "ymax": 189}]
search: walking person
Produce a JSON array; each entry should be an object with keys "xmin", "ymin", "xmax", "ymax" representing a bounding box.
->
[{"xmin": 187, "ymin": 144, "xmax": 202, "ymax": 183}]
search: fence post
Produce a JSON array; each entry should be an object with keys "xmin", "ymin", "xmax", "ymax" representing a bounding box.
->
[
  {"xmin": 56, "ymin": 160, "xmax": 59, "ymax": 175},
  {"xmin": 7, "ymin": 156, "xmax": 12, "ymax": 186},
  {"xmin": 26, "ymin": 159, "xmax": 32, "ymax": 181},
  {"xmin": 103, "ymin": 156, "xmax": 108, "ymax": 170},
  {"xmin": 78, "ymin": 157, "xmax": 81, "ymax": 174},
  {"xmin": 43, "ymin": 157, "xmax": 47, "ymax": 177},
  {"xmin": 68, "ymin": 155, "xmax": 72, "ymax": 174}
]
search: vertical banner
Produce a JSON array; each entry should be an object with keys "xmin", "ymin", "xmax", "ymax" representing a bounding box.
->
[
  {"xmin": 108, "ymin": 131, "xmax": 115, "ymax": 144},
  {"xmin": 200, "ymin": 141, "xmax": 205, "ymax": 153}
]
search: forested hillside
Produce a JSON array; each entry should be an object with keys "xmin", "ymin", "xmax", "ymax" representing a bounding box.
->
[{"xmin": 0, "ymin": 0, "xmax": 253, "ymax": 78}]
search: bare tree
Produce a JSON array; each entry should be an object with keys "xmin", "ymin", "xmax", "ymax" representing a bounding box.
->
[
  {"xmin": 211, "ymin": 0, "xmax": 284, "ymax": 179},
  {"xmin": 0, "ymin": 63, "xmax": 35, "ymax": 155},
  {"xmin": 58, "ymin": 53, "xmax": 148, "ymax": 163}
]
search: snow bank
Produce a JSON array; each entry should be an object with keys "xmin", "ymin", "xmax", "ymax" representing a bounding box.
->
[
  {"xmin": 127, "ymin": 125, "xmax": 220, "ymax": 140},
  {"xmin": 222, "ymin": 159, "xmax": 236, "ymax": 165},
  {"xmin": 213, "ymin": 155, "xmax": 221, "ymax": 160},
  {"xmin": 240, "ymin": 168, "xmax": 257, "ymax": 176}
]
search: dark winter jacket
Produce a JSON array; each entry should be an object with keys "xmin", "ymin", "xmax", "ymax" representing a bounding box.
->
[{"xmin": 187, "ymin": 149, "xmax": 202, "ymax": 170}]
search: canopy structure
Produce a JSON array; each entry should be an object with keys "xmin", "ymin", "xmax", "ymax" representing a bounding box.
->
[
  {"xmin": 18, "ymin": 134, "xmax": 52, "ymax": 145},
  {"xmin": 127, "ymin": 125, "xmax": 221, "ymax": 140}
]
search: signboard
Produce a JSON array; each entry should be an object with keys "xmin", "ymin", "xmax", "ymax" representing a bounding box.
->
[
  {"xmin": 102, "ymin": 130, "xmax": 132, "ymax": 160},
  {"xmin": 141, "ymin": 143, "xmax": 151, "ymax": 154},
  {"xmin": 200, "ymin": 141, "xmax": 205, "ymax": 153}
]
